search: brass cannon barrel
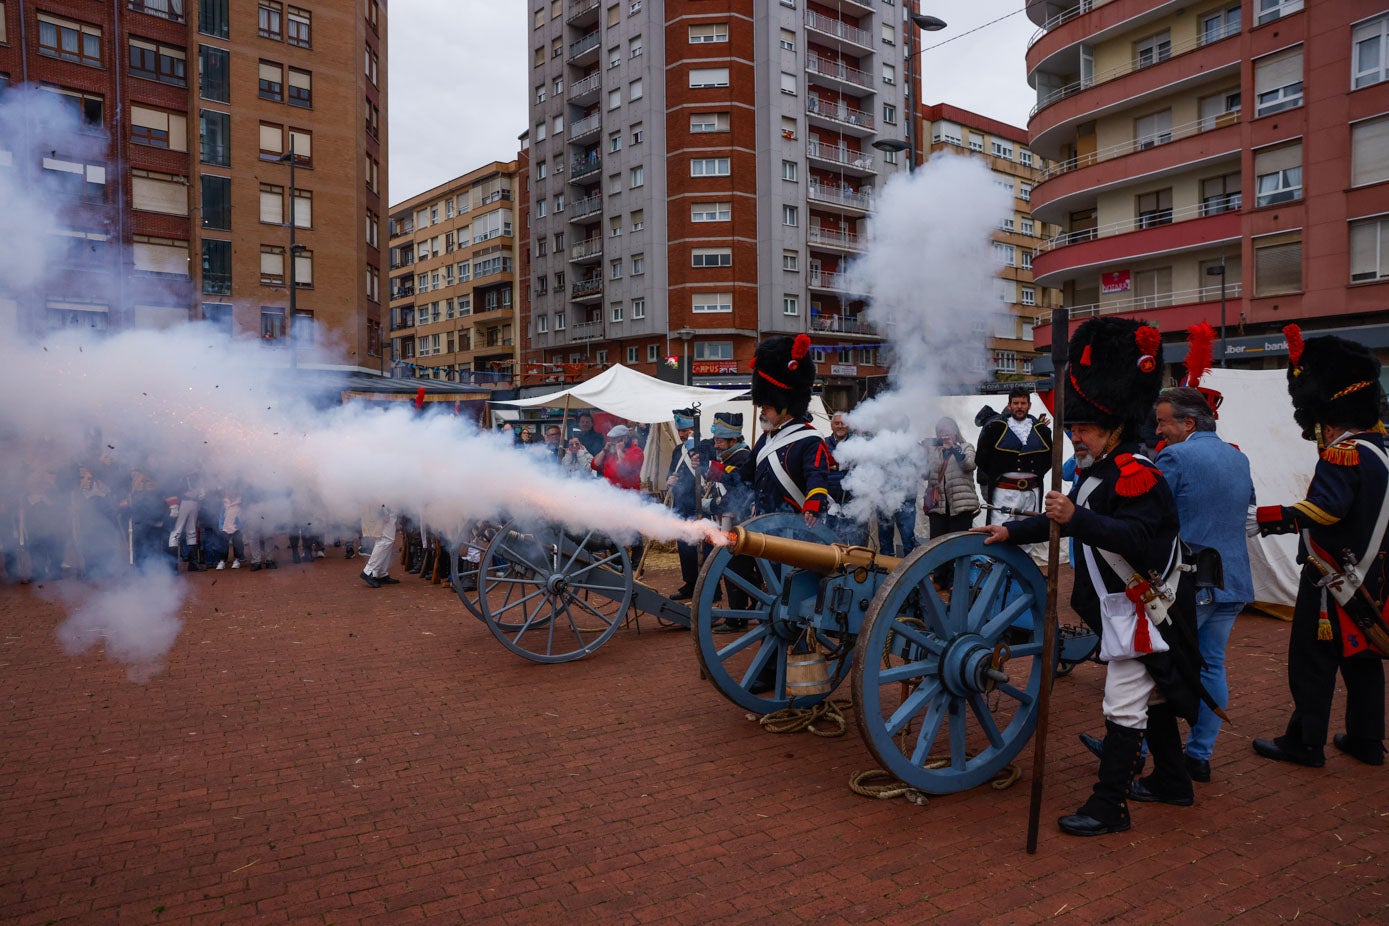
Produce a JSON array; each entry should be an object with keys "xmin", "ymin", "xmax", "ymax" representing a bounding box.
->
[{"xmin": 726, "ymin": 526, "xmax": 902, "ymax": 575}]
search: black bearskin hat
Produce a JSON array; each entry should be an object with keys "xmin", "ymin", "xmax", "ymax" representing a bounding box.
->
[
  {"xmin": 751, "ymin": 334, "xmax": 815, "ymax": 418},
  {"xmin": 1065, "ymin": 317, "xmax": 1164, "ymax": 435},
  {"xmin": 1285, "ymin": 326, "xmax": 1384, "ymax": 441},
  {"xmin": 974, "ymin": 404, "xmax": 1000, "ymax": 428}
]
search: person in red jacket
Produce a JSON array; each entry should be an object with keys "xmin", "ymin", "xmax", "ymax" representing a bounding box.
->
[{"xmin": 591, "ymin": 424, "xmax": 644, "ymax": 490}]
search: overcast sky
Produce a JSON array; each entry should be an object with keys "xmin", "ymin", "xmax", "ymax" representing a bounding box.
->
[{"xmin": 387, "ymin": 1, "xmax": 1039, "ymax": 204}]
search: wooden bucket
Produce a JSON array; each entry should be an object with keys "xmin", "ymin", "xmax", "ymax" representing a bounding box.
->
[{"xmin": 785, "ymin": 651, "xmax": 831, "ymax": 696}]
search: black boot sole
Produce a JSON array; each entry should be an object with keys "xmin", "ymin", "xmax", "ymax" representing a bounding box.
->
[{"xmin": 1058, "ymin": 813, "xmax": 1131, "ymax": 837}]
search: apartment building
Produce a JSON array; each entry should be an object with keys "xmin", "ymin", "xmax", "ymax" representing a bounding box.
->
[
  {"xmin": 919, "ymin": 102, "xmax": 1062, "ymax": 381},
  {"xmin": 523, "ymin": 0, "xmax": 936, "ymax": 392},
  {"xmin": 1025, "ymin": 0, "xmax": 1389, "ymax": 371},
  {"xmin": 386, "ymin": 161, "xmax": 520, "ymax": 384},
  {"xmin": 0, "ymin": 0, "xmax": 388, "ymax": 371}
]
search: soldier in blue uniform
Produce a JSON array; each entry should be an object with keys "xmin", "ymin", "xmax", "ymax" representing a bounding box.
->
[
  {"xmin": 667, "ymin": 408, "xmax": 716, "ymax": 600},
  {"xmin": 1254, "ymin": 328, "xmax": 1388, "ymax": 768}
]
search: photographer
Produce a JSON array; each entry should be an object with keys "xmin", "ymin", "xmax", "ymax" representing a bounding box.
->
[{"xmin": 922, "ymin": 417, "xmax": 980, "ymax": 538}]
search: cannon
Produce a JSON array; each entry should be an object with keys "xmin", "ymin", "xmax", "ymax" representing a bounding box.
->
[
  {"xmin": 692, "ymin": 513, "xmax": 1054, "ymax": 794},
  {"xmin": 451, "ymin": 518, "xmax": 693, "ymax": 663}
]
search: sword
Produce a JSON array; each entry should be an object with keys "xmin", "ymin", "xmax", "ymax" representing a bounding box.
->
[
  {"xmin": 981, "ymin": 502, "xmax": 1039, "ymax": 518},
  {"xmin": 1304, "ymin": 549, "xmax": 1389, "ymax": 653}
]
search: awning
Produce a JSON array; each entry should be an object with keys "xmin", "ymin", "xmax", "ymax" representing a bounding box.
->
[{"xmin": 493, "ymin": 363, "xmax": 747, "ymax": 423}]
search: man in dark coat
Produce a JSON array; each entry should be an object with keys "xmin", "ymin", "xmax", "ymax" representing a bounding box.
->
[
  {"xmin": 976, "ymin": 385, "xmax": 1052, "ymax": 524},
  {"xmin": 976, "ymin": 317, "xmax": 1202, "ymax": 836},
  {"xmin": 1254, "ymin": 328, "xmax": 1388, "ymax": 768},
  {"xmin": 668, "ymin": 408, "xmax": 715, "ymax": 600}
]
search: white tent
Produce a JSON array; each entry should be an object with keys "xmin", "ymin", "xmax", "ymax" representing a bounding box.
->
[{"xmin": 494, "ymin": 363, "xmax": 747, "ymax": 423}]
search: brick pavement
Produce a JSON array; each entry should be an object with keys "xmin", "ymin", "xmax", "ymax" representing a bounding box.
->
[{"xmin": 1, "ymin": 555, "xmax": 1386, "ymax": 925}]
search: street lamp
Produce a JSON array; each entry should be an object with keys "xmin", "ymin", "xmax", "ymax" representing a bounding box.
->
[
  {"xmin": 1205, "ymin": 256, "xmax": 1227, "ymax": 366},
  {"xmin": 277, "ymin": 138, "xmax": 303, "ymax": 369},
  {"xmin": 676, "ymin": 327, "xmax": 694, "ymax": 385},
  {"xmin": 900, "ymin": 11, "xmax": 948, "ymax": 171}
]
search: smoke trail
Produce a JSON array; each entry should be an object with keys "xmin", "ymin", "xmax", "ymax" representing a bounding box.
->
[
  {"xmin": 52, "ymin": 564, "xmax": 186, "ymax": 684},
  {"xmin": 836, "ymin": 154, "xmax": 1011, "ymax": 519}
]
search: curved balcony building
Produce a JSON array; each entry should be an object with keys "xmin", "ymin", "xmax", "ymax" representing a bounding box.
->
[{"xmin": 1025, "ymin": 0, "xmax": 1389, "ymax": 373}]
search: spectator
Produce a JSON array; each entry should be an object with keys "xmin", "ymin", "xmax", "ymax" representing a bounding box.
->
[
  {"xmin": 542, "ymin": 425, "xmax": 564, "ymax": 462},
  {"xmin": 560, "ymin": 436, "xmax": 594, "ymax": 477},
  {"xmin": 824, "ymin": 412, "xmax": 868, "ymax": 546},
  {"xmin": 922, "ymin": 416, "xmax": 980, "ymax": 537},
  {"xmin": 575, "ymin": 412, "xmax": 605, "ymax": 457},
  {"xmin": 591, "ymin": 425, "xmax": 643, "ymax": 490}
]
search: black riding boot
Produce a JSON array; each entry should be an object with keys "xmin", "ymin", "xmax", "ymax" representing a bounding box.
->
[
  {"xmin": 1131, "ymin": 703, "xmax": 1195, "ymax": 805},
  {"xmin": 1059, "ymin": 719, "xmax": 1143, "ymax": 836}
]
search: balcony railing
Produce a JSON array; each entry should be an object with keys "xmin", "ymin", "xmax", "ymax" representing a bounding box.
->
[
  {"xmin": 1027, "ymin": 1, "xmax": 1091, "ymax": 49},
  {"xmin": 1037, "ymin": 112, "xmax": 1240, "ymax": 183},
  {"xmin": 808, "ymin": 226, "xmax": 865, "ymax": 251},
  {"xmin": 805, "ymin": 55, "xmax": 873, "ymax": 91},
  {"xmin": 806, "ymin": 141, "xmax": 876, "ymax": 173},
  {"xmin": 569, "ymin": 112, "xmax": 602, "ymax": 140},
  {"xmin": 570, "ymin": 72, "xmax": 602, "ymax": 98},
  {"xmin": 571, "ymin": 154, "xmax": 602, "ymax": 178},
  {"xmin": 1038, "ymin": 201, "xmax": 1226, "ymax": 255},
  {"xmin": 805, "ymin": 11, "xmax": 871, "ymax": 49},
  {"xmin": 569, "ymin": 238, "xmax": 603, "ymax": 261},
  {"xmin": 569, "ymin": 31, "xmax": 600, "ymax": 60},
  {"xmin": 808, "ymin": 182, "xmax": 874, "ymax": 211},
  {"xmin": 806, "ymin": 97, "xmax": 874, "ymax": 132},
  {"xmin": 572, "ymin": 320, "xmax": 603, "ymax": 340},
  {"xmin": 1035, "ymin": 282, "xmax": 1245, "ymax": 327},
  {"xmin": 567, "ymin": 0, "xmax": 600, "ymax": 23},
  {"xmin": 1031, "ymin": 28, "xmax": 1238, "ymax": 119},
  {"xmin": 569, "ymin": 193, "xmax": 603, "ymax": 219},
  {"xmin": 571, "ymin": 277, "xmax": 602, "ymax": 298},
  {"xmin": 811, "ymin": 312, "xmax": 876, "ymax": 335},
  {"xmin": 808, "ymin": 270, "xmax": 863, "ymax": 294}
]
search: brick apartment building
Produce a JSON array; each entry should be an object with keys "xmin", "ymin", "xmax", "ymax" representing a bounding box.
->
[{"xmin": 0, "ymin": 0, "xmax": 388, "ymax": 372}]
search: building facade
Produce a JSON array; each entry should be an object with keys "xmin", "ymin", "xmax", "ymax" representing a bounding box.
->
[
  {"xmin": 522, "ymin": 0, "xmax": 937, "ymax": 392},
  {"xmin": 386, "ymin": 161, "xmax": 520, "ymax": 385},
  {"xmin": 919, "ymin": 102, "xmax": 1062, "ymax": 380},
  {"xmin": 1025, "ymin": 0, "xmax": 1389, "ymax": 371},
  {"xmin": 0, "ymin": 0, "xmax": 388, "ymax": 371}
]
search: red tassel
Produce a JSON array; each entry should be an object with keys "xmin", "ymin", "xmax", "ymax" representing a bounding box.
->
[
  {"xmin": 1113, "ymin": 453, "xmax": 1158, "ymax": 497},
  {"xmin": 1284, "ymin": 324, "xmax": 1304, "ymax": 368},
  {"xmin": 791, "ymin": 333, "xmax": 811, "ymax": 361},
  {"xmin": 1125, "ymin": 581, "xmax": 1154, "ymax": 653},
  {"xmin": 1080, "ymin": 344, "xmax": 1092, "ymax": 366}
]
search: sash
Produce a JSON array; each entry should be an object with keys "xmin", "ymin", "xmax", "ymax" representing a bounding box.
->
[{"xmin": 757, "ymin": 424, "xmax": 821, "ymax": 510}]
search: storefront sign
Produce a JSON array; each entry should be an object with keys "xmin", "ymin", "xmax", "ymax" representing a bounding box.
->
[
  {"xmin": 830, "ymin": 364, "xmax": 859, "ymax": 376},
  {"xmin": 691, "ymin": 360, "xmax": 739, "ymax": 375}
]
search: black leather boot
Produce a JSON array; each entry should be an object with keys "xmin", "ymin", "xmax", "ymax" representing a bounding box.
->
[
  {"xmin": 1130, "ymin": 704, "xmax": 1195, "ymax": 806},
  {"xmin": 1059, "ymin": 720, "xmax": 1142, "ymax": 836}
]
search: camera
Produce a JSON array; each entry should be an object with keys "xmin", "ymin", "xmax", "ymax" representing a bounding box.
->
[{"xmin": 923, "ymin": 437, "xmax": 943, "ymax": 446}]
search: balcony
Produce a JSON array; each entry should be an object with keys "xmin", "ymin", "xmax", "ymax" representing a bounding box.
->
[
  {"xmin": 570, "ymin": 71, "xmax": 602, "ymax": 103},
  {"xmin": 569, "ymin": 112, "xmax": 602, "ymax": 142},
  {"xmin": 805, "ymin": 55, "xmax": 874, "ymax": 95},
  {"xmin": 805, "ymin": 11, "xmax": 872, "ymax": 52},
  {"xmin": 566, "ymin": 0, "xmax": 600, "ymax": 26},
  {"xmin": 808, "ymin": 270, "xmax": 865, "ymax": 296},
  {"xmin": 569, "ymin": 31, "xmax": 600, "ymax": 63},
  {"xmin": 808, "ymin": 226, "xmax": 865, "ymax": 253},
  {"xmin": 806, "ymin": 98, "xmax": 874, "ymax": 137},
  {"xmin": 572, "ymin": 319, "xmax": 603, "ymax": 341},
  {"xmin": 1036, "ymin": 281, "xmax": 1245, "ymax": 328},
  {"xmin": 806, "ymin": 140, "xmax": 876, "ymax": 177},
  {"xmin": 569, "ymin": 237, "xmax": 603, "ymax": 263},
  {"xmin": 571, "ymin": 276, "xmax": 602, "ymax": 300},
  {"xmin": 811, "ymin": 312, "xmax": 877, "ymax": 336},
  {"xmin": 808, "ymin": 181, "xmax": 873, "ymax": 214},
  {"xmin": 1032, "ymin": 209, "xmax": 1240, "ymax": 287},
  {"xmin": 570, "ymin": 153, "xmax": 602, "ymax": 180},
  {"xmin": 568, "ymin": 193, "xmax": 603, "ymax": 221}
]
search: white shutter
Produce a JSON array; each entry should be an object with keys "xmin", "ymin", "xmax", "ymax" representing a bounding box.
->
[
  {"xmin": 1255, "ymin": 140, "xmax": 1301, "ymax": 173},
  {"xmin": 131, "ymin": 172, "xmax": 188, "ymax": 215},
  {"xmin": 1351, "ymin": 117, "xmax": 1389, "ymax": 187},
  {"xmin": 259, "ymin": 123, "xmax": 282, "ymax": 153},
  {"xmin": 132, "ymin": 239, "xmax": 189, "ymax": 275},
  {"xmin": 1254, "ymin": 236, "xmax": 1303, "ymax": 295},
  {"xmin": 294, "ymin": 251, "xmax": 313, "ymax": 285},
  {"xmin": 261, "ymin": 248, "xmax": 284, "ymax": 278},
  {"xmin": 289, "ymin": 129, "xmax": 311, "ymax": 159},
  {"xmin": 260, "ymin": 188, "xmax": 283, "ymax": 224},
  {"xmin": 1255, "ymin": 47, "xmax": 1302, "ymax": 93}
]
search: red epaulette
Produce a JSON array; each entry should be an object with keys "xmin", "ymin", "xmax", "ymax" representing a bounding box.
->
[
  {"xmin": 1320, "ymin": 443, "xmax": 1360, "ymax": 467},
  {"xmin": 1113, "ymin": 452, "xmax": 1158, "ymax": 497}
]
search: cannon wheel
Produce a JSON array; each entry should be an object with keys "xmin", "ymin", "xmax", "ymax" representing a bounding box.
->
[
  {"xmin": 477, "ymin": 520, "xmax": 633, "ymax": 663},
  {"xmin": 692, "ymin": 513, "xmax": 846, "ymax": 714},
  {"xmin": 852, "ymin": 532, "xmax": 1047, "ymax": 794},
  {"xmin": 452, "ymin": 522, "xmax": 505, "ymax": 621}
]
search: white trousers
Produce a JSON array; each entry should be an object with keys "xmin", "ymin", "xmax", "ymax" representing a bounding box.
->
[
  {"xmin": 365, "ymin": 513, "xmax": 398, "ymax": 578},
  {"xmin": 170, "ymin": 500, "xmax": 200, "ymax": 546},
  {"xmin": 1102, "ymin": 656, "xmax": 1159, "ymax": 729}
]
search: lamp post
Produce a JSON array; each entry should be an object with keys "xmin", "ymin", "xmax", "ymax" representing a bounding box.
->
[
  {"xmin": 277, "ymin": 138, "xmax": 302, "ymax": 369},
  {"xmin": 676, "ymin": 327, "xmax": 694, "ymax": 385},
  {"xmin": 903, "ymin": 11, "xmax": 948, "ymax": 171},
  {"xmin": 1205, "ymin": 256, "xmax": 1227, "ymax": 366}
]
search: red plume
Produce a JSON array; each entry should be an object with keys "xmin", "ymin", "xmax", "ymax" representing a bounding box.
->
[
  {"xmin": 788, "ymin": 333, "xmax": 812, "ymax": 371},
  {"xmin": 1284, "ymin": 324, "xmax": 1304, "ymax": 367},
  {"xmin": 1184, "ymin": 322, "xmax": 1216, "ymax": 387},
  {"xmin": 1134, "ymin": 325, "xmax": 1161, "ymax": 357},
  {"xmin": 414, "ymin": 387, "xmax": 426, "ymax": 410}
]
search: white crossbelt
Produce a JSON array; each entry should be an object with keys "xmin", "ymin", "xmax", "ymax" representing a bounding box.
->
[{"xmin": 757, "ymin": 423, "xmax": 821, "ymax": 509}]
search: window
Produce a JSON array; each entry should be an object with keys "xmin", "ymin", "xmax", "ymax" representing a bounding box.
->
[
  {"xmin": 258, "ymin": 1, "xmax": 282, "ymax": 40},
  {"xmin": 629, "ymin": 166, "xmax": 644, "ymax": 187},
  {"xmin": 1254, "ymin": 233, "xmax": 1302, "ymax": 295},
  {"xmin": 781, "ymin": 72, "xmax": 797, "ymax": 95},
  {"xmin": 609, "ymin": 216, "xmax": 622, "ymax": 238},
  {"xmin": 783, "ymin": 295, "xmax": 799, "ymax": 316},
  {"xmin": 631, "ymin": 122, "xmax": 645, "ymax": 145},
  {"xmin": 1254, "ymin": 142, "xmax": 1303, "ymax": 206},
  {"xmin": 365, "ymin": 99, "xmax": 380, "ymax": 138},
  {"xmin": 260, "ymin": 245, "xmax": 286, "ymax": 284},
  {"xmin": 1020, "ymin": 150, "xmax": 1034, "ymax": 167},
  {"xmin": 883, "ymin": 103, "xmax": 897, "ymax": 125},
  {"xmin": 288, "ymin": 68, "xmax": 311, "ymax": 108},
  {"xmin": 609, "ymin": 131, "xmax": 622, "ymax": 153},
  {"xmin": 537, "ymin": 313, "xmax": 549, "ymax": 334},
  {"xmin": 131, "ymin": 105, "xmax": 188, "ymax": 151},
  {"xmin": 1019, "ymin": 183, "xmax": 1032, "ymax": 202},
  {"xmin": 782, "ymin": 205, "xmax": 798, "ymax": 227},
  {"xmin": 994, "ymin": 242, "xmax": 1017, "ymax": 266},
  {"xmin": 555, "ymin": 312, "xmax": 565, "ymax": 330},
  {"xmin": 1255, "ymin": 47, "xmax": 1304, "ymax": 116},
  {"xmin": 992, "ymin": 140, "xmax": 1013, "ymax": 159},
  {"xmin": 554, "ymin": 76, "xmax": 564, "ymax": 96},
  {"xmin": 536, "ymin": 200, "xmax": 547, "ymax": 218},
  {"xmin": 258, "ymin": 61, "xmax": 283, "ymax": 101},
  {"xmin": 1134, "ymin": 30, "xmax": 1172, "ymax": 68},
  {"xmin": 287, "ymin": 6, "xmax": 311, "ymax": 47},
  {"xmin": 1137, "ymin": 188, "xmax": 1174, "ymax": 227},
  {"xmin": 690, "ymin": 23, "xmax": 728, "ymax": 43},
  {"xmin": 261, "ymin": 307, "xmax": 285, "ymax": 342},
  {"xmin": 1201, "ymin": 171, "xmax": 1242, "ymax": 215},
  {"xmin": 610, "ymin": 258, "xmax": 623, "ymax": 279},
  {"xmin": 1132, "ymin": 266, "xmax": 1173, "ymax": 308},
  {"xmin": 1021, "ymin": 287, "xmax": 1036, "ymax": 307},
  {"xmin": 690, "ymin": 67, "xmax": 730, "ymax": 88},
  {"xmin": 631, "ymin": 209, "xmax": 644, "ymax": 230},
  {"xmin": 969, "ymin": 132, "xmax": 984, "ymax": 152},
  {"xmin": 37, "ymin": 13, "xmax": 102, "ymax": 67},
  {"xmin": 1021, "ymin": 250, "xmax": 1034, "ymax": 270},
  {"xmin": 201, "ymin": 175, "xmax": 230, "ymax": 229},
  {"xmin": 611, "ymin": 302, "xmax": 625, "ymax": 323},
  {"xmin": 260, "ymin": 184, "xmax": 283, "ymax": 224},
  {"xmin": 1350, "ymin": 217, "xmax": 1389, "ymax": 282},
  {"xmin": 1201, "ymin": 5, "xmax": 1241, "ymax": 45},
  {"xmin": 200, "ymin": 45, "xmax": 230, "ymax": 102},
  {"xmin": 626, "ymin": 346, "xmax": 639, "ymax": 363},
  {"xmin": 690, "ymin": 112, "xmax": 729, "ymax": 133},
  {"xmin": 609, "ymin": 88, "xmax": 622, "ymax": 110},
  {"xmin": 630, "ymin": 36, "xmax": 643, "ymax": 58},
  {"xmin": 365, "ymin": 46, "xmax": 378, "ymax": 86},
  {"xmin": 130, "ymin": 38, "xmax": 187, "ymax": 86},
  {"xmin": 692, "ymin": 292, "xmax": 732, "ymax": 313},
  {"xmin": 1199, "ymin": 89, "xmax": 1242, "ymax": 129},
  {"xmin": 882, "ymin": 22, "xmax": 896, "ymax": 45},
  {"xmin": 1021, "ymin": 218, "xmax": 1036, "ymax": 236},
  {"xmin": 1135, "ymin": 109, "xmax": 1173, "ymax": 149},
  {"xmin": 692, "ymin": 248, "xmax": 732, "ymax": 267},
  {"xmin": 783, "ymin": 250, "xmax": 799, "ymax": 271},
  {"xmin": 633, "ymin": 298, "xmax": 646, "ymax": 319},
  {"xmin": 694, "ymin": 341, "xmax": 733, "ymax": 361},
  {"xmin": 1353, "ymin": 14, "xmax": 1389, "ymax": 89},
  {"xmin": 691, "ymin": 158, "xmax": 730, "ymax": 176},
  {"xmin": 782, "ymin": 160, "xmax": 798, "ymax": 181},
  {"xmin": 1352, "ymin": 116, "xmax": 1389, "ymax": 187},
  {"xmin": 780, "ymin": 29, "xmax": 795, "ymax": 51},
  {"xmin": 200, "ymin": 110, "xmax": 230, "ymax": 165},
  {"xmin": 200, "ymin": 0, "xmax": 229, "ymax": 39},
  {"xmin": 647, "ymin": 344, "xmax": 658, "ymax": 362},
  {"xmin": 366, "ymin": 210, "xmax": 379, "ymax": 249},
  {"xmin": 1256, "ymin": 0, "xmax": 1303, "ymax": 27},
  {"xmin": 692, "ymin": 202, "xmax": 731, "ymax": 222},
  {"xmin": 631, "ymin": 253, "xmax": 645, "ymax": 275},
  {"xmin": 201, "ymin": 238, "xmax": 231, "ymax": 294}
]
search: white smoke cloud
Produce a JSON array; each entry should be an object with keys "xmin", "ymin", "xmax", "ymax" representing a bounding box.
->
[
  {"xmin": 52, "ymin": 564, "xmax": 186, "ymax": 684},
  {"xmin": 836, "ymin": 154, "xmax": 1012, "ymax": 519}
]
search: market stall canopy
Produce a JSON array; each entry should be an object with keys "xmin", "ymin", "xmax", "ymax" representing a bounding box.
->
[{"xmin": 494, "ymin": 364, "xmax": 747, "ymax": 423}]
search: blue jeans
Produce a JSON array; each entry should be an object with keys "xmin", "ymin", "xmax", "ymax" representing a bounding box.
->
[
  {"xmin": 877, "ymin": 503, "xmax": 917, "ymax": 557},
  {"xmin": 1185, "ymin": 600, "xmax": 1244, "ymax": 760}
]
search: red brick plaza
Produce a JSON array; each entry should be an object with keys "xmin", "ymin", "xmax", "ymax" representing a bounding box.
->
[{"xmin": 2, "ymin": 557, "xmax": 1385, "ymax": 924}]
